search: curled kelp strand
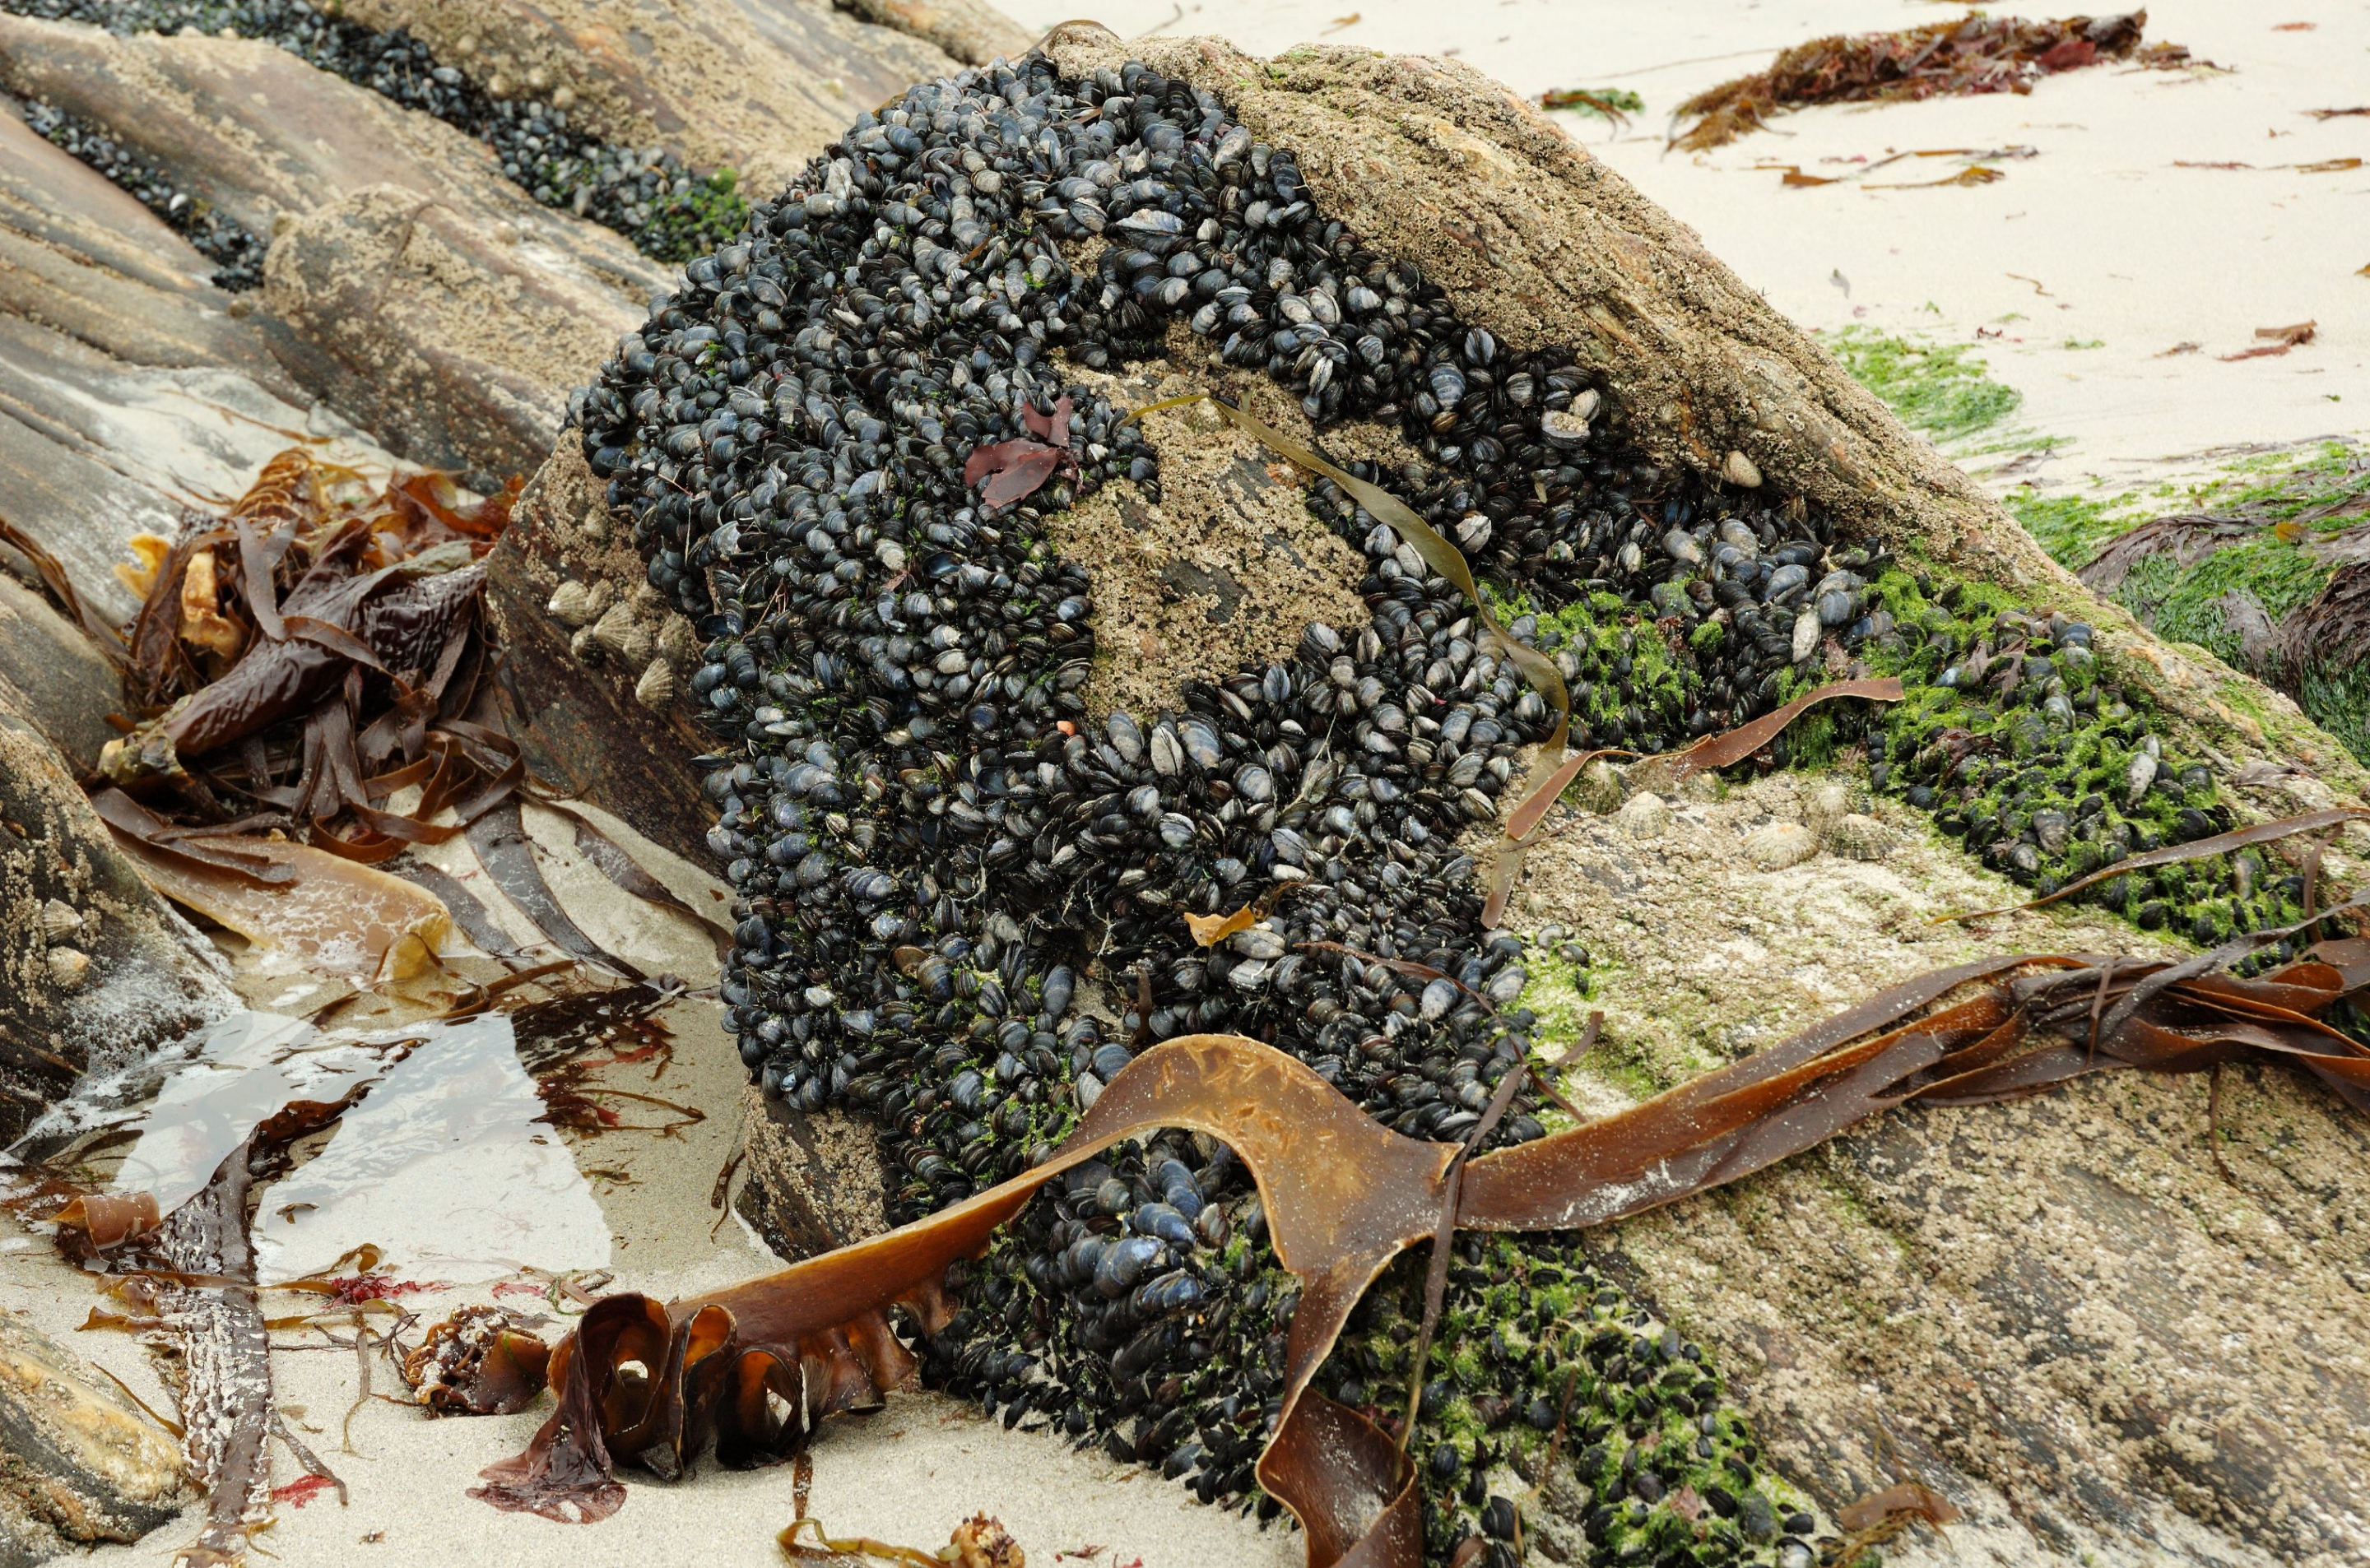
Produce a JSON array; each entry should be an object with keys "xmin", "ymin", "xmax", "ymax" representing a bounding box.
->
[
  {"xmin": 0, "ymin": 513, "xmax": 128, "ymax": 663},
  {"xmin": 480, "ymin": 939, "xmax": 2370, "ymax": 1568}
]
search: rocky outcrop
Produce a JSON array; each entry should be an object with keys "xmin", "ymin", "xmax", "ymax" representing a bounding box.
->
[
  {"xmin": 481, "ymin": 439, "xmax": 717, "ymax": 866},
  {"xmin": 0, "ymin": 1311, "xmax": 186, "ymax": 1564},
  {"xmin": 831, "ymin": 0, "xmax": 1034, "ymax": 67},
  {"xmin": 334, "ymin": 0, "xmax": 961, "ymax": 196},
  {"xmin": 1042, "ymin": 27, "xmax": 2369, "ymax": 804},
  {"xmin": 0, "ymin": 697, "xmax": 233, "ymax": 1144},
  {"xmin": 0, "ymin": 105, "xmax": 398, "ymax": 626},
  {"xmin": 0, "ymin": 12, "xmax": 667, "ymax": 489}
]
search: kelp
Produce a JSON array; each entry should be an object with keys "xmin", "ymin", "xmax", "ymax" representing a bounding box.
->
[
  {"xmin": 467, "ymin": 800, "xmax": 647, "ymax": 980},
  {"xmin": 965, "ymin": 393, "xmax": 1080, "ymax": 508},
  {"xmin": 0, "ymin": 512, "xmax": 129, "ymax": 663},
  {"xmin": 100, "ymin": 448, "xmax": 518, "ymax": 865},
  {"xmin": 402, "ymin": 1306, "xmax": 553, "ymax": 1416},
  {"xmin": 1672, "ymin": 11, "xmax": 2185, "ymax": 152},
  {"xmin": 480, "ymin": 935, "xmax": 2370, "ymax": 1565},
  {"xmin": 100, "ymin": 825, "xmax": 455, "ymax": 982}
]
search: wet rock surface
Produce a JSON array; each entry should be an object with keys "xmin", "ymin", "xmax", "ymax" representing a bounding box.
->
[
  {"xmin": 0, "ymin": 11, "xmax": 667, "ymax": 488},
  {"xmin": 0, "ymin": 104, "xmax": 396, "ymax": 624},
  {"xmin": 0, "ymin": 1311, "xmax": 186, "ymax": 1564},
  {"xmin": 0, "ymin": 701, "xmax": 234, "ymax": 1144},
  {"xmin": 337, "ymin": 0, "xmax": 959, "ymax": 197}
]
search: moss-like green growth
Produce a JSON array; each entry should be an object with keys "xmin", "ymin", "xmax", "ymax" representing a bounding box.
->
[
  {"xmin": 635, "ymin": 166, "xmax": 751, "ymax": 263},
  {"xmin": 1819, "ymin": 327, "xmax": 2022, "ymax": 444},
  {"xmin": 2004, "ymin": 488, "xmax": 2146, "ymax": 570},
  {"xmin": 1542, "ymin": 86, "xmax": 1648, "ymax": 121},
  {"xmin": 1323, "ymin": 1234, "xmax": 1815, "ymax": 1566},
  {"xmin": 2008, "ymin": 441, "xmax": 2370, "ymax": 762},
  {"xmin": 2121, "ymin": 533, "xmax": 2330, "ymax": 669}
]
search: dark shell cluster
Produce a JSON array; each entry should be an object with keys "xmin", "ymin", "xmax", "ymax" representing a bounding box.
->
[
  {"xmin": 18, "ymin": 97, "xmax": 269, "ymax": 288},
  {"xmin": 555, "ymin": 43, "xmax": 2303, "ymax": 1568},
  {"xmin": 558, "ymin": 46, "xmax": 1876, "ymax": 1562},
  {"xmin": 3, "ymin": 0, "xmax": 746, "ymax": 276}
]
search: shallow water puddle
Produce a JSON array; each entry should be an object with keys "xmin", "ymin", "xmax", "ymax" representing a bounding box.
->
[
  {"xmin": 253, "ymin": 1014, "xmax": 611, "ymax": 1283},
  {"xmin": 7, "ymin": 1009, "xmax": 611, "ymax": 1285}
]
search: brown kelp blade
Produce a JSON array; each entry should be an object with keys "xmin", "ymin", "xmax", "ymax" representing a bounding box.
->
[
  {"xmin": 483, "ymin": 947, "xmax": 2370, "ymax": 1568},
  {"xmin": 476, "ymin": 1035, "xmax": 1452, "ymax": 1556}
]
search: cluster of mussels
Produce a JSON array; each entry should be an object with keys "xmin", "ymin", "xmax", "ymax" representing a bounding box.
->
[
  {"xmin": 17, "ymin": 97, "xmax": 268, "ymax": 287},
  {"xmin": 569, "ymin": 46, "xmax": 2293, "ymax": 1568},
  {"xmin": 2, "ymin": 0, "xmax": 746, "ymax": 273}
]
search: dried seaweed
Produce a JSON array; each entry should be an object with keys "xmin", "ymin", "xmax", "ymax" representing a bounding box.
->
[
  {"xmin": 100, "ymin": 449, "xmax": 517, "ymax": 864},
  {"xmin": 402, "ymin": 1306, "xmax": 552, "ymax": 1415},
  {"xmin": 1673, "ymin": 11, "xmax": 2178, "ymax": 152},
  {"xmin": 523, "ymin": 793, "xmax": 735, "ymax": 953},
  {"xmin": 484, "ymin": 938, "xmax": 2370, "ymax": 1566}
]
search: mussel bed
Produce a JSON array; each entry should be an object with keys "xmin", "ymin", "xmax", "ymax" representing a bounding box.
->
[{"xmin": 564, "ymin": 47, "xmax": 2294, "ymax": 1568}]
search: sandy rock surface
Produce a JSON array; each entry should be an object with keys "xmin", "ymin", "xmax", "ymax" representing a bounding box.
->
[{"xmin": 335, "ymin": 0, "xmax": 961, "ymax": 197}]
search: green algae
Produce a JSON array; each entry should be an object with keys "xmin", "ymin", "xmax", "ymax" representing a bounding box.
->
[
  {"xmin": 1819, "ymin": 327, "xmax": 2022, "ymax": 445},
  {"xmin": 632, "ymin": 165, "xmax": 750, "ymax": 263},
  {"xmin": 2005, "ymin": 489, "xmax": 2147, "ymax": 570},
  {"xmin": 1324, "ymin": 1233, "xmax": 1815, "ymax": 1566},
  {"xmin": 2122, "ymin": 532, "xmax": 2330, "ymax": 667}
]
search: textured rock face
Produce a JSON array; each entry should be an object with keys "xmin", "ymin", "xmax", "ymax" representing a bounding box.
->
[
  {"xmin": 0, "ymin": 575, "xmax": 120, "ymax": 775},
  {"xmin": 0, "ymin": 105, "xmax": 399, "ymax": 624},
  {"xmin": 482, "ymin": 439, "xmax": 718, "ymax": 866},
  {"xmin": 335, "ymin": 0, "xmax": 960, "ymax": 195},
  {"xmin": 658, "ymin": 38, "xmax": 2364, "ymax": 1564},
  {"xmin": 0, "ymin": 702, "xmax": 234, "ymax": 1143},
  {"xmin": 0, "ymin": 1311, "xmax": 186, "ymax": 1563},
  {"xmin": 1040, "ymin": 28, "xmax": 2368, "ymax": 808},
  {"xmin": 1508, "ymin": 767, "xmax": 2370, "ymax": 1567},
  {"xmin": 0, "ymin": 12, "xmax": 667, "ymax": 489}
]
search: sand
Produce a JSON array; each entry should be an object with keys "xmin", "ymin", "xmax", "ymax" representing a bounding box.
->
[{"xmin": 0, "ymin": 805, "xmax": 1297, "ymax": 1568}]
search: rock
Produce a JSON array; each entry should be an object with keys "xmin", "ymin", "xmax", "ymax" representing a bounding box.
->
[
  {"xmin": 733, "ymin": 1086, "xmax": 890, "ymax": 1261},
  {"xmin": 1568, "ymin": 758, "xmax": 1626, "ymax": 815},
  {"xmin": 1614, "ymin": 791, "xmax": 1670, "ymax": 839},
  {"xmin": 334, "ymin": 0, "xmax": 961, "ymax": 196},
  {"xmin": 0, "ymin": 104, "xmax": 401, "ymax": 624},
  {"xmin": 1042, "ymin": 26, "xmax": 2368, "ymax": 797},
  {"xmin": 1046, "ymin": 377, "xmax": 1368, "ymax": 720},
  {"xmin": 0, "ymin": 573, "xmax": 122, "ymax": 774},
  {"xmin": 481, "ymin": 440, "xmax": 718, "ymax": 865},
  {"xmin": 1741, "ymin": 819, "xmax": 1819, "ymax": 870},
  {"xmin": 0, "ymin": 12, "xmax": 667, "ymax": 489},
  {"xmin": 0, "ymin": 1311, "xmax": 186, "ymax": 1561},
  {"xmin": 258, "ymin": 182, "xmax": 655, "ymax": 487},
  {"xmin": 830, "ymin": 0, "xmax": 1034, "ymax": 67},
  {"xmin": 0, "ymin": 701, "xmax": 234, "ymax": 1140}
]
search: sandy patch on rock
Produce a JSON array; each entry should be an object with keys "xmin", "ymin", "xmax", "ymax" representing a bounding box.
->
[{"xmin": 1048, "ymin": 351, "xmax": 1373, "ymax": 721}]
